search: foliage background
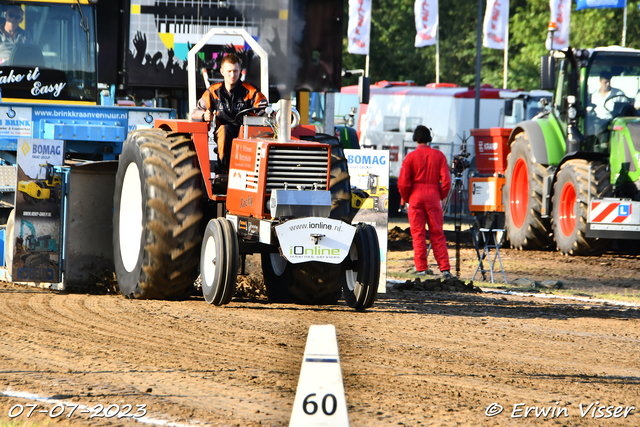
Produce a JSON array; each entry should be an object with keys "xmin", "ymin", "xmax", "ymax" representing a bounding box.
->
[{"xmin": 341, "ymin": 0, "xmax": 638, "ymax": 90}]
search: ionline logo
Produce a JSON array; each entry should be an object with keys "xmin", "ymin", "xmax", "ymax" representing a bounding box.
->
[
  {"xmin": 21, "ymin": 140, "xmax": 30, "ymax": 156},
  {"xmin": 290, "ymin": 245, "xmax": 340, "ymax": 256}
]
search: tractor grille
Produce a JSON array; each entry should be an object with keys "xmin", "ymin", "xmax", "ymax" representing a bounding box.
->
[{"xmin": 266, "ymin": 145, "xmax": 329, "ymax": 191}]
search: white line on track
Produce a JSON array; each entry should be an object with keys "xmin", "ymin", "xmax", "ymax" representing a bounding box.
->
[{"xmin": 2, "ymin": 389, "xmax": 202, "ymax": 427}]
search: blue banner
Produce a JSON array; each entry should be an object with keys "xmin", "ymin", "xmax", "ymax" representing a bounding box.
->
[{"xmin": 576, "ymin": 0, "xmax": 626, "ymax": 10}]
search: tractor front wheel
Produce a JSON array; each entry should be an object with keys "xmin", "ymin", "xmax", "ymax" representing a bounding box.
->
[
  {"xmin": 551, "ymin": 160, "xmax": 610, "ymax": 255},
  {"xmin": 200, "ymin": 218, "xmax": 238, "ymax": 305},
  {"xmin": 113, "ymin": 129, "xmax": 204, "ymax": 299},
  {"xmin": 503, "ymin": 133, "xmax": 552, "ymax": 250},
  {"xmin": 344, "ymin": 223, "xmax": 380, "ymax": 310}
]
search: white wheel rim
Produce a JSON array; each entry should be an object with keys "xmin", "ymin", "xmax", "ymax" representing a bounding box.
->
[
  {"xmin": 270, "ymin": 253, "xmax": 288, "ymax": 276},
  {"xmin": 345, "ymin": 243, "xmax": 358, "ymax": 292},
  {"xmin": 119, "ymin": 162, "xmax": 143, "ymax": 273},
  {"xmin": 203, "ymin": 235, "xmax": 217, "ymax": 289},
  {"xmin": 345, "ymin": 270, "xmax": 357, "ymax": 292}
]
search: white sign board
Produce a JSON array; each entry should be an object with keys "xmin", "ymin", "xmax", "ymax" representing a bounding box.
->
[
  {"xmin": 13, "ymin": 138, "xmax": 64, "ymax": 284},
  {"xmin": 276, "ymin": 218, "xmax": 356, "ymax": 264},
  {"xmin": 345, "ymin": 149, "xmax": 389, "ymax": 292}
]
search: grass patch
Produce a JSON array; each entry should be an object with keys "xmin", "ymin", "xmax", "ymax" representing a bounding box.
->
[{"xmin": 0, "ymin": 419, "xmax": 66, "ymax": 427}]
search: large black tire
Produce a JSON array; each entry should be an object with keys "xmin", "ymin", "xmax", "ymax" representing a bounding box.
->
[
  {"xmin": 288, "ymin": 261, "xmax": 344, "ymax": 305},
  {"xmin": 200, "ymin": 218, "xmax": 238, "ymax": 305},
  {"xmin": 503, "ymin": 133, "xmax": 552, "ymax": 250},
  {"xmin": 388, "ymin": 177, "xmax": 402, "ymax": 217},
  {"xmin": 344, "ymin": 223, "xmax": 380, "ymax": 310},
  {"xmin": 551, "ymin": 160, "xmax": 610, "ymax": 255},
  {"xmin": 113, "ymin": 128, "xmax": 204, "ymax": 299},
  {"xmin": 260, "ymin": 252, "xmax": 294, "ymax": 302},
  {"xmin": 315, "ymin": 134, "xmax": 352, "ymax": 223}
]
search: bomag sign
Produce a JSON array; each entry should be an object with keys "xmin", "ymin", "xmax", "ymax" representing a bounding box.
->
[{"xmin": 347, "ymin": 153, "xmax": 387, "ymax": 165}]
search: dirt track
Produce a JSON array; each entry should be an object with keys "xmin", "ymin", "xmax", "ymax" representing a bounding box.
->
[{"xmin": 1, "ymin": 245, "xmax": 639, "ymax": 427}]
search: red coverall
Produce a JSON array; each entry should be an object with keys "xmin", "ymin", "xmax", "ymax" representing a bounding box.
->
[{"xmin": 398, "ymin": 145, "xmax": 452, "ymax": 272}]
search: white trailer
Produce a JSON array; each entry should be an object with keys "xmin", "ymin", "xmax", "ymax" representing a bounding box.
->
[
  {"xmin": 338, "ymin": 83, "xmax": 552, "ymax": 177},
  {"xmin": 346, "ymin": 83, "xmax": 506, "ymax": 177}
]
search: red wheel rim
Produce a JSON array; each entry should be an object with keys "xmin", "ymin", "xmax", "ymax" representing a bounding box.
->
[
  {"xmin": 559, "ymin": 181, "xmax": 577, "ymax": 237},
  {"xmin": 510, "ymin": 158, "xmax": 529, "ymax": 228}
]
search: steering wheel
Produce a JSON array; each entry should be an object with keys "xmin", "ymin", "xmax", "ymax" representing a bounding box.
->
[
  {"xmin": 234, "ymin": 106, "xmax": 263, "ymax": 124},
  {"xmin": 603, "ymin": 93, "xmax": 633, "ymax": 112}
]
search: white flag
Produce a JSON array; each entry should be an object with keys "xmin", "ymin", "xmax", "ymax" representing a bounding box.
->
[
  {"xmin": 483, "ymin": 0, "xmax": 509, "ymax": 50},
  {"xmin": 347, "ymin": 0, "xmax": 372, "ymax": 55},
  {"xmin": 414, "ymin": 0, "xmax": 438, "ymax": 47},
  {"xmin": 546, "ymin": 0, "xmax": 571, "ymax": 50}
]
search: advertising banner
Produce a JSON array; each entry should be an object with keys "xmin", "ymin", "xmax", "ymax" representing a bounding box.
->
[
  {"xmin": 0, "ymin": 67, "xmax": 72, "ymax": 102},
  {"xmin": 347, "ymin": 0, "xmax": 372, "ymax": 55},
  {"xmin": 12, "ymin": 138, "xmax": 64, "ymax": 284},
  {"xmin": 483, "ymin": 0, "xmax": 509, "ymax": 50},
  {"xmin": 576, "ymin": 0, "xmax": 626, "ymax": 10},
  {"xmin": 346, "ymin": 149, "xmax": 389, "ymax": 292},
  {"xmin": 414, "ymin": 0, "xmax": 438, "ymax": 47},
  {"xmin": 546, "ymin": 0, "xmax": 572, "ymax": 50},
  {"xmin": 276, "ymin": 218, "xmax": 356, "ymax": 265},
  {"xmin": 128, "ymin": 0, "xmax": 259, "ymax": 88}
]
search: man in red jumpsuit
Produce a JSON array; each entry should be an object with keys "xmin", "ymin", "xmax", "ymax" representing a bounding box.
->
[{"xmin": 398, "ymin": 125, "xmax": 453, "ymax": 278}]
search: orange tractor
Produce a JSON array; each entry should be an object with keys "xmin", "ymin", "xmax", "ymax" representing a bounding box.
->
[{"xmin": 111, "ymin": 29, "xmax": 380, "ymax": 309}]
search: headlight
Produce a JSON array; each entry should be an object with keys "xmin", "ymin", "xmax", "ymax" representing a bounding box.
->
[{"xmin": 568, "ymin": 107, "xmax": 577, "ymax": 120}]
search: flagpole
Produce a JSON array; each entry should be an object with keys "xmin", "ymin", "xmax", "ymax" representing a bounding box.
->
[
  {"xmin": 436, "ymin": 18, "xmax": 440, "ymax": 84},
  {"xmin": 365, "ymin": 54, "xmax": 370, "ymax": 77},
  {"xmin": 474, "ymin": 0, "xmax": 482, "ymax": 129},
  {"xmin": 622, "ymin": 0, "xmax": 627, "ymax": 47},
  {"xmin": 503, "ymin": 19, "xmax": 509, "ymax": 89}
]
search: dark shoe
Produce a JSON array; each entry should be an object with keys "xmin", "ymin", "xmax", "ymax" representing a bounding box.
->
[{"xmin": 442, "ymin": 271, "xmax": 454, "ymax": 279}]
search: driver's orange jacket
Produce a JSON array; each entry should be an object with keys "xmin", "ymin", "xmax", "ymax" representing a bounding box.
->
[{"xmin": 190, "ymin": 81, "xmax": 266, "ymax": 125}]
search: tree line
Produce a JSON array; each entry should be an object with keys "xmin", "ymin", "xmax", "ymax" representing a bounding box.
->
[{"xmin": 341, "ymin": 0, "xmax": 638, "ymax": 90}]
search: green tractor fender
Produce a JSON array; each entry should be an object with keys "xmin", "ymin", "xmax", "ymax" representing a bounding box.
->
[{"xmin": 509, "ymin": 118, "xmax": 565, "ymax": 166}]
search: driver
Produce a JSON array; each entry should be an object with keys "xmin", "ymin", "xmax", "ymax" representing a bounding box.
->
[
  {"xmin": 190, "ymin": 53, "xmax": 267, "ymax": 171},
  {"xmin": 590, "ymin": 71, "xmax": 623, "ymax": 120},
  {"xmin": 0, "ymin": 5, "xmax": 31, "ymax": 64}
]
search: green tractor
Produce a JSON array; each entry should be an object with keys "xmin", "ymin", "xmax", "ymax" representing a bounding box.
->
[{"xmin": 504, "ymin": 46, "xmax": 640, "ymax": 255}]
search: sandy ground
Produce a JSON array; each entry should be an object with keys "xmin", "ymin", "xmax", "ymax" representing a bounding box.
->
[{"xmin": 0, "ymin": 229, "xmax": 639, "ymax": 426}]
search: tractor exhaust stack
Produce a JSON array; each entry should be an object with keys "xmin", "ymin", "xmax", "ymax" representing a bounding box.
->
[{"xmin": 278, "ymin": 98, "xmax": 292, "ymax": 143}]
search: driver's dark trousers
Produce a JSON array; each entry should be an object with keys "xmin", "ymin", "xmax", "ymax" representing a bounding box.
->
[{"xmin": 216, "ymin": 123, "xmax": 241, "ymax": 171}]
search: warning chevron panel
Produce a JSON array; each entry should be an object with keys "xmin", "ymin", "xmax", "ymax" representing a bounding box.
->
[{"xmin": 590, "ymin": 200, "xmax": 637, "ymax": 225}]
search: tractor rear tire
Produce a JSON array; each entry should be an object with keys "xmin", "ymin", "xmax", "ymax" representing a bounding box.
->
[
  {"xmin": 200, "ymin": 218, "xmax": 238, "ymax": 305},
  {"xmin": 261, "ymin": 252, "xmax": 294, "ymax": 302},
  {"xmin": 503, "ymin": 133, "xmax": 552, "ymax": 250},
  {"xmin": 113, "ymin": 128, "xmax": 204, "ymax": 300},
  {"xmin": 388, "ymin": 177, "xmax": 401, "ymax": 216},
  {"xmin": 344, "ymin": 223, "xmax": 380, "ymax": 310},
  {"xmin": 288, "ymin": 261, "xmax": 344, "ymax": 305},
  {"xmin": 315, "ymin": 134, "xmax": 352, "ymax": 223},
  {"xmin": 551, "ymin": 160, "xmax": 610, "ymax": 255}
]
